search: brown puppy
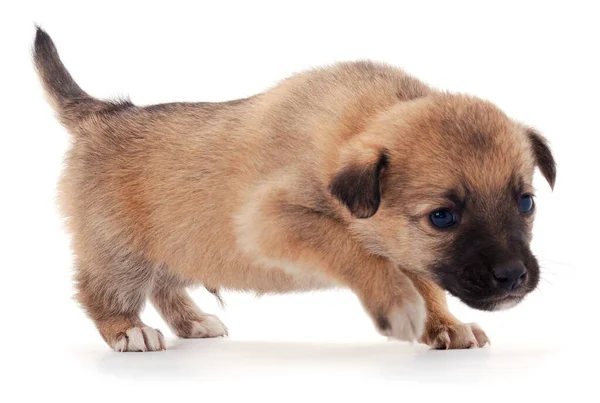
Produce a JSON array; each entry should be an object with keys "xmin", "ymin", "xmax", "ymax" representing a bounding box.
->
[{"xmin": 34, "ymin": 28, "xmax": 555, "ymax": 352}]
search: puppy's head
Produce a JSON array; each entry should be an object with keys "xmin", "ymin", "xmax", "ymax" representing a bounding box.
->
[{"xmin": 329, "ymin": 94, "xmax": 556, "ymax": 311}]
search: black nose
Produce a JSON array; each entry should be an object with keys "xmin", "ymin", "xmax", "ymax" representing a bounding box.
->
[{"xmin": 493, "ymin": 261, "xmax": 527, "ymax": 291}]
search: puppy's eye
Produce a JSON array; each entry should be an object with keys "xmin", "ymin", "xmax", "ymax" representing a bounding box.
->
[
  {"xmin": 429, "ymin": 209, "xmax": 457, "ymax": 229},
  {"xmin": 519, "ymin": 194, "xmax": 535, "ymax": 214}
]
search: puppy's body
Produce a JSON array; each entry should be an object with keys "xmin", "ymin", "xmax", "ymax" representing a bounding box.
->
[
  {"xmin": 35, "ymin": 28, "xmax": 554, "ymax": 351},
  {"xmin": 61, "ymin": 62, "xmax": 427, "ymax": 292}
]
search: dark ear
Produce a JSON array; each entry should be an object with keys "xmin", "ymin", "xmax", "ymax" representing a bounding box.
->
[
  {"xmin": 329, "ymin": 152, "xmax": 388, "ymax": 219},
  {"xmin": 527, "ymin": 129, "xmax": 556, "ymax": 189}
]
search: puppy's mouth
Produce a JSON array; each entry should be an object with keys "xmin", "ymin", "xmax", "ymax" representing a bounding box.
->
[
  {"xmin": 433, "ymin": 260, "xmax": 539, "ymax": 312},
  {"xmin": 435, "ymin": 272, "xmax": 532, "ymax": 311},
  {"xmin": 461, "ymin": 294, "xmax": 524, "ymax": 311}
]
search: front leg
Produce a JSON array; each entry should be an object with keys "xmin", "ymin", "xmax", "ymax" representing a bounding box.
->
[
  {"xmin": 236, "ymin": 197, "xmax": 426, "ymax": 342},
  {"xmin": 406, "ymin": 273, "xmax": 490, "ymax": 349}
]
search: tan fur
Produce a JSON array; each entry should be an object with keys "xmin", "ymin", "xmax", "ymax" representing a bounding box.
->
[
  {"xmin": 35, "ymin": 29, "xmax": 552, "ymax": 351},
  {"xmin": 150, "ymin": 271, "xmax": 228, "ymax": 338},
  {"xmin": 407, "ymin": 273, "xmax": 489, "ymax": 349}
]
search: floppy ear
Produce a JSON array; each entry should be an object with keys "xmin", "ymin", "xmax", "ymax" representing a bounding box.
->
[
  {"xmin": 328, "ymin": 151, "xmax": 388, "ymax": 219},
  {"xmin": 527, "ymin": 129, "xmax": 556, "ymax": 190}
]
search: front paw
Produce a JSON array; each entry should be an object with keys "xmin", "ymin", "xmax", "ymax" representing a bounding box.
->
[
  {"xmin": 421, "ymin": 322, "xmax": 490, "ymax": 349},
  {"xmin": 377, "ymin": 293, "xmax": 427, "ymax": 342}
]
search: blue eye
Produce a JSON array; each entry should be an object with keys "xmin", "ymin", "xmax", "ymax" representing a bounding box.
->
[
  {"xmin": 519, "ymin": 194, "xmax": 535, "ymax": 214},
  {"xmin": 429, "ymin": 209, "xmax": 457, "ymax": 229}
]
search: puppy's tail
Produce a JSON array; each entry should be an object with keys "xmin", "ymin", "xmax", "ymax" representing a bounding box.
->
[{"xmin": 33, "ymin": 26, "xmax": 133, "ymax": 130}]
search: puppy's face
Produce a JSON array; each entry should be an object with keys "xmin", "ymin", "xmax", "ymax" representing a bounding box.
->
[{"xmin": 330, "ymin": 95, "xmax": 556, "ymax": 311}]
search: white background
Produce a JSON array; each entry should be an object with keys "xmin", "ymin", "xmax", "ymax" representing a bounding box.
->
[{"xmin": 1, "ymin": 1, "xmax": 598, "ymax": 401}]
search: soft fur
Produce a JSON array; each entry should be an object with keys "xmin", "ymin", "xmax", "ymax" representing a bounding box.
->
[{"xmin": 34, "ymin": 27, "xmax": 555, "ymax": 352}]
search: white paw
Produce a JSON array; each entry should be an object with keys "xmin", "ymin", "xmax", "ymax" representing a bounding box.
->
[
  {"xmin": 113, "ymin": 326, "xmax": 166, "ymax": 352},
  {"xmin": 181, "ymin": 314, "xmax": 228, "ymax": 338},
  {"xmin": 382, "ymin": 294, "xmax": 427, "ymax": 342},
  {"xmin": 422, "ymin": 322, "xmax": 490, "ymax": 349}
]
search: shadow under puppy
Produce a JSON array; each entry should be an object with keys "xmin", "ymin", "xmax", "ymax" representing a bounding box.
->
[{"xmin": 34, "ymin": 28, "xmax": 555, "ymax": 352}]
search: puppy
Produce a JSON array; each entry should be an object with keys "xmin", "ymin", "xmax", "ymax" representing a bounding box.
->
[{"xmin": 34, "ymin": 28, "xmax": 555, "ymax": 352}]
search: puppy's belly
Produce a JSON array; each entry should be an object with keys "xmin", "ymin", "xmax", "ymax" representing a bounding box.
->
[
  {"xmin": 252, "ymin": 258, "xmax": 337, "ymax": 292},
  {"xmin": 164, "ymin": 252, "xmax": 336, "ymax": 294}
]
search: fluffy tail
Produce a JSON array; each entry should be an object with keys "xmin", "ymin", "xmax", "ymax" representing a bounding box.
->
[{"xmin": 33, "ymin": 26, "xmax": 132, "ymax": 128}]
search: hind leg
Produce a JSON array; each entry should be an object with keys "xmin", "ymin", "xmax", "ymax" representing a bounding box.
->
[
  {"xmin": 75, "ymin": 251, "xmax": 166, "ymax": 352},
  {"xmin": 150, "ymin": 272, "xmax": 228, "ymax": 338}
]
